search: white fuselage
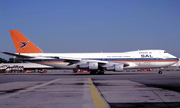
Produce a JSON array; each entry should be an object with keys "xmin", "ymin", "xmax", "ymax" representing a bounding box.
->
[{"xmin": 17, "ymin": 50, "xmax": 179, "ymax": 70}]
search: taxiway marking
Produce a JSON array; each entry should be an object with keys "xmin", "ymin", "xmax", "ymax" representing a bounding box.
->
[
  {"xmin": 0, "ymin": 78, "xmax": 61, "ymax": 100},
  {"xmin": 88, "ymin": 78, "xmax": 109, "ymax": 108}
]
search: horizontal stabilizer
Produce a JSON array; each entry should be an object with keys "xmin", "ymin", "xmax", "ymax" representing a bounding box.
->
[{"xmin": 2, "ymin": 52, "xmax": 34, "ymax": 58}]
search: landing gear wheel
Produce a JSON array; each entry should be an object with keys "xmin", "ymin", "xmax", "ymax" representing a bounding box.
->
[
  {"xmin": 158, "ymin": 71, "xmax": 162, "ymax": 74},
  {"xmin": 101, "ymin": 72, "xmax": 104, "ymax": 75},
  {"xmin": 98, "ymin": 71, "xmax": 104, "ymax": 75},
  {"xmin": 90, "ymin": 71, "xmax": 97, "ymax": 75}
]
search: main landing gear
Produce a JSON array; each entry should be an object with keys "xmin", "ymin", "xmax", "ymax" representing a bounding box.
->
[
  {"xmin": 98, "ymin": 70, "xmax": 104, "ymax": 75},
  {"xmin": 90, "ymin": 70, "xmax": 97, "ymax": 75},
  {"xmin": 90, "ymin": 70, "xmax": 104, "ymax": 75}
]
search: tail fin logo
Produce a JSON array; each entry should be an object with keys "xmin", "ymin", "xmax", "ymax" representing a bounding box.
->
[
  {"xmin": 18, "ymin": 41, "xmax": 29, "ymax": 50},
  {"xmin": 9, "ymin": 30, "xmax": 43, "ymax": 53}
]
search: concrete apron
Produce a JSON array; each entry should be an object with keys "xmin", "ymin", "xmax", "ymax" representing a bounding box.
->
[
  {"xmin": 0, "ymin": 78, "xmax": 180, "ymax": 108},
  {"xmin": 94, "ymin": 80, "xmax": 180, "ymax": 107},
  {"xmin": 0, "ymin": 78, "xmax": 96, "ymax": 108}
]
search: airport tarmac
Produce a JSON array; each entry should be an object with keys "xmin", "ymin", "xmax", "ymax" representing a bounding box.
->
[{"xmin": 0, "ymin": 71, "xmax": 180, "ymax": 108}]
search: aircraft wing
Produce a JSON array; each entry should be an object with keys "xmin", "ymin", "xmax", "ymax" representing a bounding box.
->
[
  {"xmin": 50, "ymin": 56, "xmax": 82, "ymax": 61},
  {"xmin": 50, "ymin": 56, "xmax": 109, "ymax": 64},
  {"xmin": 2, "ymin": 52, "xmax": 129, "ymax": 70},
  {"xmin": 49, "ymin": 56, "xmax": 129, "ymax": 67}
]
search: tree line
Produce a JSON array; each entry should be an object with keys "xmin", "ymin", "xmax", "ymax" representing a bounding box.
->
[{"xmin": 0, "ymin": 58, "xmax": 23, "ymax": 63}]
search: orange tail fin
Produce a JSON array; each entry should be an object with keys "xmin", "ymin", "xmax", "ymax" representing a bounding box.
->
[{"xmin": 9, "ymin": 30, "xmax": 43, "ymax": 53}]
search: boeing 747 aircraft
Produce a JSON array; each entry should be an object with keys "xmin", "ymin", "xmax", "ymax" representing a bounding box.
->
[{"xmin": 2, "ymin": 30, "xmax": 179, "ymax": 74}]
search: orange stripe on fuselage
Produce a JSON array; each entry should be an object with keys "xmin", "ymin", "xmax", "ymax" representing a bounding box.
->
[{"xmin": 113, "ymin": 61, "xmax": 178, "ymax": 63}]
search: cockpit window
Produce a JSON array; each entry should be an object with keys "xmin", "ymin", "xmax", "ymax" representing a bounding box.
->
[{"xmin": 164, "ymin": 51, "xmax": 167, "ymax": 53}]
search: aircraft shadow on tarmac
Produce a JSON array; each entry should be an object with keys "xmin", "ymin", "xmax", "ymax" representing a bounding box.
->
[{"xmin": 3, "ymin": 72, "xmax": 156, "ymax": 76}]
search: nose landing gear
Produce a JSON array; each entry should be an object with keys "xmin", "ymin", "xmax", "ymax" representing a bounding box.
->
[{"xmin": 158, "ymin": 68, "xmax": 163, "ymax": 74}]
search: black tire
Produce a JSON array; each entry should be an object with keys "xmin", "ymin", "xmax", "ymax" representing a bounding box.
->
[
  {"xmin": 101, "ymin": 72, "xmax": 104, "ymax": 75},
  {"xmin": 97, "ymin": 71, "xmax": 104, "ymax": 75},
  {"xmin": 158, "ymin": 71, "xmax": 162, "ymax": 74},
  {"xmin": 90, "ymin": 71, "xmax": 97, "ymax": 75}
]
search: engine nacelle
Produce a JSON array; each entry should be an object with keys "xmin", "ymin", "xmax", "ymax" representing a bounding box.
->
[
  {"xmin": 89, "ymin": 62, "xmax": 98, "ymax": 70},
  {"xmin": 79, "ymin": 62, "xmax": 98, "ymax": 70},
  {"xmin": 79, "ymin": 64, "xmax": 89, "ymax": 68},
  {"xmin": 106, "ymin": 64, "xmax": 124, "ymax": 72}
]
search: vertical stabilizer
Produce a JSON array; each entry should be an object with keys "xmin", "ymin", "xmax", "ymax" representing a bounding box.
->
[{"xmin": 9, "ymin": 30, "xmax": 43, "ymax": 53}]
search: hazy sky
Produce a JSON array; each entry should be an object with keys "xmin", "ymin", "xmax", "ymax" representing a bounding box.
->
[{"xmin": 0, "ymin": 0, "xmax": 180, "ymax": 59}]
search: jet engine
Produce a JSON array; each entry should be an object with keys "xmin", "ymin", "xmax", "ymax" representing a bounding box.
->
[
  {"xmin": 106, "ymin": 64, "xmax": 124, "ymax": 72},
  {"xmin": 79, "ymin": 62, "xmax": 98, "ymax": 70}
]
